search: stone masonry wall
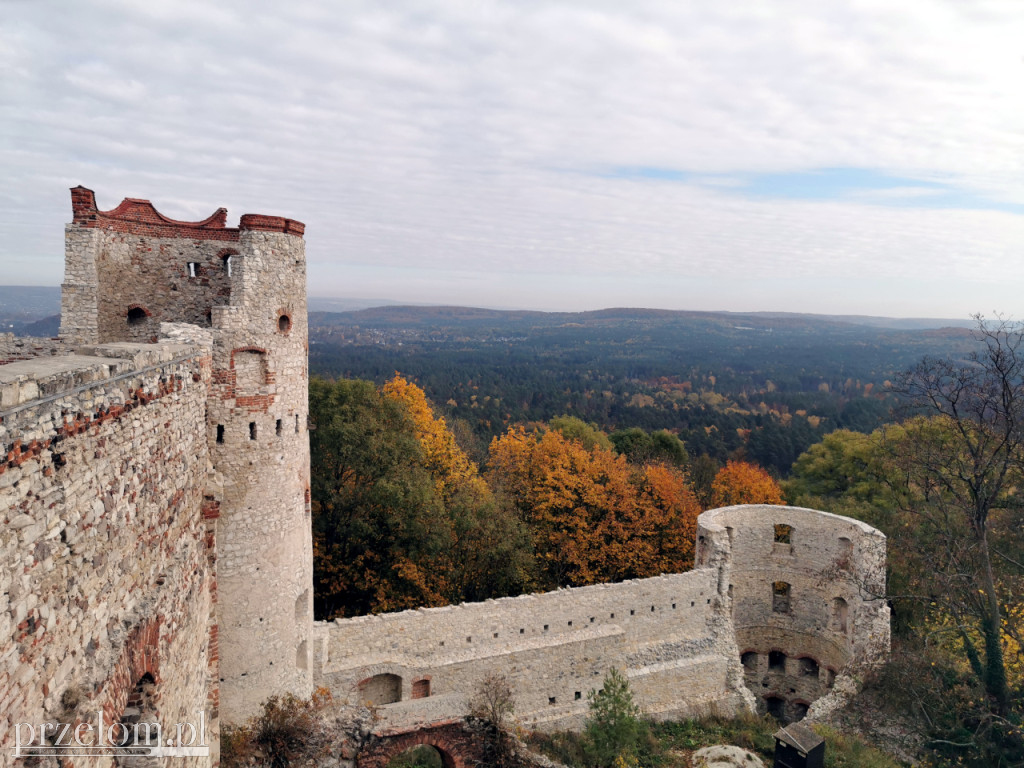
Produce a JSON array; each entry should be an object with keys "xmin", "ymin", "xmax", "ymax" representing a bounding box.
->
[
  {"xmin": 60, "ymin": 186, "xmax": 304, "ymax": 347},
  {"xmin": 0, "ymin": 341, "xmax": 216, "ymax": 767},
  {"xmin": 55, "ymin": 186, "xmax": 313, "ymax": 724},
  {"xmin": 207, "ymin": 227, "xmax": 313, "ymax": 722},
  {"xmin": 697, "ymin": 505, "xmax": 890, "ymax": 723},
  {"xmin": 314, "ymin": 567, "xmax": 750, "ymax": 732},
  {"xmin": 0, "ymin": 335, "xmax": 66, "ymax": 366}
]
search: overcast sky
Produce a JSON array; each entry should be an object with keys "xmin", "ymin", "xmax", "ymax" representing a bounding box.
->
[{"xmin": 2, "ymin": 1, "xmax": 1023, "ymax": 317}]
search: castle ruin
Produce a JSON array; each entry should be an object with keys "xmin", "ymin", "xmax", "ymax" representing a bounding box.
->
[{"xmin": 0, "ymin": 188, "xmax": 889, "ymax": 766}]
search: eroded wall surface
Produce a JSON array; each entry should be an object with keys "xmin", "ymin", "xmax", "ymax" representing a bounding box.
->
[
  {"xmin": 315, "ymin": 505, "xmax": 889, "ymax": 734},
  {"xmin": 0, "ymin": 342, "xmax": 216, "ymax": 767},
  {"xmin": 0, "ymin": 335, "xmax": 66, "ymax": 366},
  {"xmin": 57, "ymin": 186, "xmax": 314, "ymax": 723},
  {"xmin": 697, "ymin": 505, "xmax": 890, "ymax": 723},
  {"xmin": 314, "ymin": 568, "xmax": 750, "ymax": 732}
]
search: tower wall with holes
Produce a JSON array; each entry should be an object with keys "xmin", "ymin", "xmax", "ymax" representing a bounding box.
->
[
  {"xmin": 696, "ymin": 505, "xmax": 890, "ymax": 723},
  {"xmin": 206, "ymin": 225, "xmax": 313, "ymax": 722},
  {"xmin": 57, "ymin": 187, "xmax": 314, "ymax": 722}
]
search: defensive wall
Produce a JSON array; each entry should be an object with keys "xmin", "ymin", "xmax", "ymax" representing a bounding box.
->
[
  {"xmin": 698, "ymin": 505, "xmax": 890, "ymax": 723},
  {"xmin": 314, "ymin": 567, "xmax": 751, "ymax": 733},
  {"xmin": 1, "ymin": 341, "xmax": 215, "ymax": 767},
  {"xmin": 313, "ymin": 504, "xmax": 889, "ymax": 738}
]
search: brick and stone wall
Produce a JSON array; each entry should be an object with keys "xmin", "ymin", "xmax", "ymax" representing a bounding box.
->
[
  {"xmin": 0, "ymin": 335, "xmax": 66, "ymax": 366},
  {"xmin": 0, "ymin": 341, "xmax": 216, "ymax": 767},
  {"xmin": 55, "ymin": 186, "xmax": 314, "ymax": 724}
]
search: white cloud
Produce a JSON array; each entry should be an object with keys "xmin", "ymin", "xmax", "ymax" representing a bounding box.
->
[{"xmin": 0, "ymin": 0, "xmax": 1022, "ymax": 316}]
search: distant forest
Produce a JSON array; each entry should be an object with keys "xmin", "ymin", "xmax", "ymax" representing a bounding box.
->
[{"xmin": 308, "ymin": 306, "xmax": 978, "ymax": 476}]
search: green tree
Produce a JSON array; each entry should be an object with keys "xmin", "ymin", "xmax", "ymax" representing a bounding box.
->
[
  {"xmin": 584, "ymin": 668, "xmax": 644, "ymax": 768},
  {"xmin": 310, "ymin": 378, "xmax": 449, "ymax": 618},
  {"xmin": 550, "ymin": 415, "xmax": 615, "ymax": 452},
  {"xmin": 310, "ymin": 377, "xmax": 531, "ymax": 617},
  {"xmin": 609, "ymin": 427, "xmax": 688, "ymax": 467}
]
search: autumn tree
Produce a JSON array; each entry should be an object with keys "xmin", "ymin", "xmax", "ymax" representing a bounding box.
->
[
  {"xmin": 787, "ymin": 417, "xmax": 1024, "ymax": 762},
  {"xmin": 309, "ymin": 378, "xmax": 449, "ymax": 617},
  {"xmin": 487, "ymin": 426, "xmax": 700, "ymax": 590},
  {"xmin": 310, "ymin": 377, "xmax": 530, "ymax": 618},
  {"xmin": 708, "ymin": 459, "xmax": 785, "ymax": 508}
]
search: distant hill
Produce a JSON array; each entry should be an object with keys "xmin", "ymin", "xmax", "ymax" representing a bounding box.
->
[
  {"xmin": 0, "ymin": 286, "xmax": 61, "ymax": 332},
  {"xmin": 13, "ymin": 314, "xmax": 61, "ymax": 337},
  {"xmin": 308, "ymin": 304, "xmax": 975, "ymax": 333}
]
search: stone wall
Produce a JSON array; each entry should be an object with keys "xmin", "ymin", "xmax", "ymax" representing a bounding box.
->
[
  {"xmin": 0, "ymin": 335, "xmax": 66, "ymax": 366},
  {"xmin": 697, "ymin": 505, "xmax": 890, "ymax": 723},
  {"xmin": 60, "ymin": 186, "xmax": 304, "ymax": 347},
  {"xmin": 314, "ymin": 567, "xmax": 751, "ymax": 732},
  {"xmin": 315, "ymin": 505, "xmax": 889, "ymax": 735},
  {"xmin": 206, "ymin": 227, "xmax": 313, "ymax": 721},
  {"xmin": 0, "ymin": 341, "xmax": 216, "ymax": 766}
]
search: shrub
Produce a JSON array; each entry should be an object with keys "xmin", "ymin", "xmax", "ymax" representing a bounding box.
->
[
  {"xmin": 220, "ymin": 690, "xmax": 331, "ymax": 768},
  {"xmin": 584, "ymin": 668, "xmax": 645, "ymax": 767}
]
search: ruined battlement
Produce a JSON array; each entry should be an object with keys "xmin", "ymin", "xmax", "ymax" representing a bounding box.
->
[
  {"xmin": 68, "ymin": 186, "xmax": 305, "ymax": 239},
  {"xmin": 0, "ymin": 334, "xmax": 67, "ymax": 366},
  {"xmin": 313, "ymin": 505, "xmax": 888, "ymax": 736},
  {"xmin": 0, "ymin": 187, "xmax": 313, "ymax": 766},
  {"xmin": 314, "ymin": 566, "xmax": 747, "ymax": 731},
  {"xmin": 1, "ymin": 338, "xmax": 216, "ymax": 767}
]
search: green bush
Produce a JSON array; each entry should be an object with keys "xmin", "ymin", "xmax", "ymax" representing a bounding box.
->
[{"xmin": 584, "ymin": 668, "xmax": 647, "ymax": 767}]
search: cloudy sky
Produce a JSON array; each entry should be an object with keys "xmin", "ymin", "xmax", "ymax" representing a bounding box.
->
[{"xmin": 2, "ymin": 1, "xmax": 1023, "ymax": 317}]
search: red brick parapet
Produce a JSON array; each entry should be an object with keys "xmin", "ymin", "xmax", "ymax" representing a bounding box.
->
[{"xmin": 69, "ymin": 186, "xmax": 304, "ymax": 240}]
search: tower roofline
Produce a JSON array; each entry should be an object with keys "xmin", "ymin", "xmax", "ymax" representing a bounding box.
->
[{"xmin": 69, "ymin": 185, "xmax": 304, "ymax": 240}]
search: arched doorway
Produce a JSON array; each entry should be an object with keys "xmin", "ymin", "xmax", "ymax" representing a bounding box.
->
[
  {"xmin": 358, "ymin": 673, "xmax": 402, "ymax": 706},
  {"xmin": 115, "ymin": 674, "xmax": 160, "ymax": 767},
  {"xmin": 386, "ymin": 744, "xmax": 451, "ymax": 768}
]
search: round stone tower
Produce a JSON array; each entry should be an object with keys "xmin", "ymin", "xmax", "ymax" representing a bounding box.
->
[{"xmin": 207, "ymin": 218, "xmax": 314, "ymax": 721}]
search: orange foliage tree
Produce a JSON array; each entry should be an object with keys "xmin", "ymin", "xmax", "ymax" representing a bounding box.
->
[
  {"xmin": 709, "ymin": 460, "xmax": 785, "ymax": 508},
  {"xmin": 487, "ymin": 426, "xmax": 700, "ymax": 590}
]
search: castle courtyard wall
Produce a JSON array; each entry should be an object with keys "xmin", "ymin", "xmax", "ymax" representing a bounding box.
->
[
  {"xmin": 697, "ymin": 505, "xmax": 890, "ymax": 722},
  {"xmin": 314, "ymin": 567, "xmax": 751, "ymax": 731}
]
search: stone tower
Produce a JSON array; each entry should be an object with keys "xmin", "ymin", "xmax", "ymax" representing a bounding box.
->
[{"xmin": 60, "ymin": 187, "xmax": 314, "ymax": 722}]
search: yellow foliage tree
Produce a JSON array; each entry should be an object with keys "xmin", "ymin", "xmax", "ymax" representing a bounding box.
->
[
  {"xmin": 709, "ymin": 460, "xmax": 785, "ymax": 508},
  {"xmin": 383, "ymin": 374, "xmax": 481, "ymax": 501}
]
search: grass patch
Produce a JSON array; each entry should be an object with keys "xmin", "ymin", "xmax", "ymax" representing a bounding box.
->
[{"xmin": 527, "ymin": 713, "xmax": 906, "ymax": 768}]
